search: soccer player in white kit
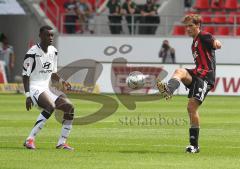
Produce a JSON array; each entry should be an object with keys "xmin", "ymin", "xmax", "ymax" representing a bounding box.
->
[{"xmin": 22, "ymin": 26, "xmax": 74, "ymax": 150}]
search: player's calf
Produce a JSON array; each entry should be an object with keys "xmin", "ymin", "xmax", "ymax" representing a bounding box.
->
[
  {"xmin": 56, "ymin": 111, "xmax": 74, "ymax": 149},
  {"xmin": 24, "ymin": 110, "xmax": 52, "ymax": 148}
]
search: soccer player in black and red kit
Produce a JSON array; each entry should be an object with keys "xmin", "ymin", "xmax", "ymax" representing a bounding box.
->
[{"xmin": 157, "ymin": 14, "xmax": 222, "ymax": 153}]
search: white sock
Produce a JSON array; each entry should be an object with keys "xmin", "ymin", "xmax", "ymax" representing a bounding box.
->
[
  {"xmin": 57, "ymin": 120, "xmax": 73, "ymax": 146},
  {"xmin": 27, "ymin": 113, "xmax": 47, "ymax": 140}
]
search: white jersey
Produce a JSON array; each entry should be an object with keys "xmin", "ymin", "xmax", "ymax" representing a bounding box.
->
[{"xmin": 22, "ymin": 44, "xmax": 58, "ymax": 88}]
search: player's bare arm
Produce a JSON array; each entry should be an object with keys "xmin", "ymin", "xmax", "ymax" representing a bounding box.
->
[{"xmin": 22, "ymin": 75, "xmax": 33, "ymax": 111}]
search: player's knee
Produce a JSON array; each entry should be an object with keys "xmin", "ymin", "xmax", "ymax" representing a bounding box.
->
[
  {"xmin": 187, "ymin": 104, "xmax": 196, "ymax": 114},
  {"xmin": 174, "ymin": 68, "xmax": 185, "ymax": 76}
]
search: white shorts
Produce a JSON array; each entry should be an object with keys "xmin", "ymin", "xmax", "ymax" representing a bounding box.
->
[{"xmin": 30, "ymin": 85, "xmax": 65, "ymax": 106}]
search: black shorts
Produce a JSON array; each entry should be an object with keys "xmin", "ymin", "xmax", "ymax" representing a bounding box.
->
[{"xmin": 185, "ymin": 69, "xmax": 212, "ymax": 104}]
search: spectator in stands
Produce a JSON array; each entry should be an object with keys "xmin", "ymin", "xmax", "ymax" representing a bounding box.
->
[
  {"xmin": 76, "ymin": 0, "xmax": 95, "ymax": 34},
  {"xmin": 64, "ymin": 0, "xmax": 78, "ymax": 34},
  {"xmin": 107, "ymin": 0, "xmax": 122, "ymax": 34},
  {"xmin": 213, "ymin": 0, "xmax": 223, "ymax": 8},
  {"xmin": 159, "ymin": 40, "xmax": 175, "ymax": 63},
  {"xmin": 121, "ymin": 0, "xmax": 138, "ymax": 34},
  {"xmin": 214, "ymin": 0, "xmax": 220, "ymax": 6},
  {"xmin": 0, "ymin": 34, "xmax": 15, "ymax": 82},
  {"xmin": 184, "ymin": 0, "xmax": 192, "ymax": 12},
  {"xmin": 139, "ymin": 0, "xmax": 160, "ymax": 34}
]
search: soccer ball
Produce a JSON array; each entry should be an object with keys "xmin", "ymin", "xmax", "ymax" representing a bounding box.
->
[{"xmin": 126, "ymin": 71, "xmax": 145, "ymax": 89}]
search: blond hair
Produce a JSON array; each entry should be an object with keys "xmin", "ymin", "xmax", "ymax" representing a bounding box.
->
[{"xmin": 182, "ymin": 14, "xmax": 202, "ymax": 25}]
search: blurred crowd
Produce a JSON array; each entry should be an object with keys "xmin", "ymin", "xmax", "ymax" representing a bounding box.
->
[
  {"xmin": 64, "ymin": 0, "xmax": 95, "ymax": 34},
  {"xmin": 63, "ymin": 0, "xmax": 160, "ymax": 35}
]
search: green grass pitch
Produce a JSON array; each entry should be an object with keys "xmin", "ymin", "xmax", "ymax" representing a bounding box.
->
[{"xmin": 0, "ymin": 93, "xmax": 240, "ymax": 169}]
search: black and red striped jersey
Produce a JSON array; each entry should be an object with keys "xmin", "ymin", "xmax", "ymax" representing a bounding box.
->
[{"xmin": 191, "ymin": 31, "xmax": 216, "ymax": 87}]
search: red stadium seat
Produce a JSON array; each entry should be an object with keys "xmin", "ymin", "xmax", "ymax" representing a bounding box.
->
[
  {"xmin": 203, "ymin": 26, "xmax": 215, "ymax": 34},
  {"xmin": 235, "ymin": 27, "xmax": 240, "ymax": 36},
  {"xmin": 228, "ymin": 12, "xmax": 235, "ymax": 24},
  {"xmin": 225, "ymin": 0, "xmax": 238, "ymax": 10},
  {"xmin": 213, "ymin": 11, "xmax": 227, "ymax": 24},
  {"xmin": 172, "ymin": 25, "xmax": 185, "ymax": 35},
  {"xmin": 235, "ymin": 12, "xmax": 240, "ymax": 24},
  {"xmin": 228, "ymin": 12, "xmax": 240, "ymax": 24},
  {"xmin": 193, "ymin": 0, "xmax": 210, "ymax": 10},
  {"xmin": 201, "ymin": 11, "xmax": 212, "ymax": 23},
  {"xmin": 211, "ymin": 0, "xmax": 224, "ymax": 10},
  {"xmin": 216, "ymin": 26, "xmax": 231, "ymax": 35}
]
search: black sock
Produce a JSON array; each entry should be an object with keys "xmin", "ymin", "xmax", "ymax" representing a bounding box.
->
[
  {"xmin": 189, "ymin": 127, "xmax": 199, "ymax": 147},
  {"xmin": 167, "ymin": 78, "xmax": 180, "ymax": 94}
]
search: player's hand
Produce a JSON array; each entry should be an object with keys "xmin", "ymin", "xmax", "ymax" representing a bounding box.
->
[
  {"xmin": 214, "ymin": 40, "xmax": 222, "ymax": 49},
  {"xmin": 26, "ymin": 97, "xmax": 33, "ymax": 111},
  {"xmin": 62, "ymin": 81, "xmax": 71, "ymax": 90}
]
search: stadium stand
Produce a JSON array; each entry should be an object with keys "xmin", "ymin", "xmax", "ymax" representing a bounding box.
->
[
  {"xmin": 171, "ymin": 0, "xmax": 240, "ymax": 36},
  {"xmin": 215, "ymin": 26, "xmax": 231, "ymax": 35},
  {"xmin": 200, "ymin": 11, "xmax": 212, "ymax": 23},
  {"xmin": 203, "ymin": 25, "xmax": 215, "ymax": 34},
  {"xmin": 213, "ymin": 11, "xmax": 227, "ymax": 24},
  {"xmin": 228, "ymin": 11, "xmax": 240, "ymax": 24},
  {"xmin": 39, "ymin": 0, "xmax": 106, "ymax": 32},
  {"xmin": 225, "ymin": 0, "xmax": 238, "ymax": 10},
  {"xmin": 236, "ymin": 26, "xmax": 240, "ymax": 35},
  {"xmin": 39, "ymin": 0, "xmax": 165, "ymax": 35},
  {"xmin": 193, "ymin": 0, "xmax": 210, "ymax": 10},
  {"xmin": 210, "ymin": 0, "xmax": 224, "ymax": 10},
  {"xmin": 38, "ymin": 0, "xmax": 240, "ymax": 36},
  {"xmin": 172, "ymin": 25, "xmax": 186, "ymax": 35}
]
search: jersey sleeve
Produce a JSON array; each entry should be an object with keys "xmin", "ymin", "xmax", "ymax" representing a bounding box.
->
[
  {"xmin": 22, "ymin": 54, "xmax": 35, "ymax": 76},
  {"xmin": 201, "ymin": 33, "xmax": 216, "ymax": 49},
  {"xmin": 22, "ymin": 48, "xmax": 35, "ymax": 76},
  {"xmin": 52, "ymin": 48, "xmax": 58, "ymax": 73}
]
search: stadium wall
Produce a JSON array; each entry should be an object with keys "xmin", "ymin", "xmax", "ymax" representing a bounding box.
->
[
  {"xmin": 57, "ymin": 36, "xmax": 240, "ymax": 65},
  {"xmin": 57, "ymin": 36, "xmax": 240, "ymax": 95},
  {"xmin": 96, "ymin": 63, "xmax": 240, "ymax": 95}
]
